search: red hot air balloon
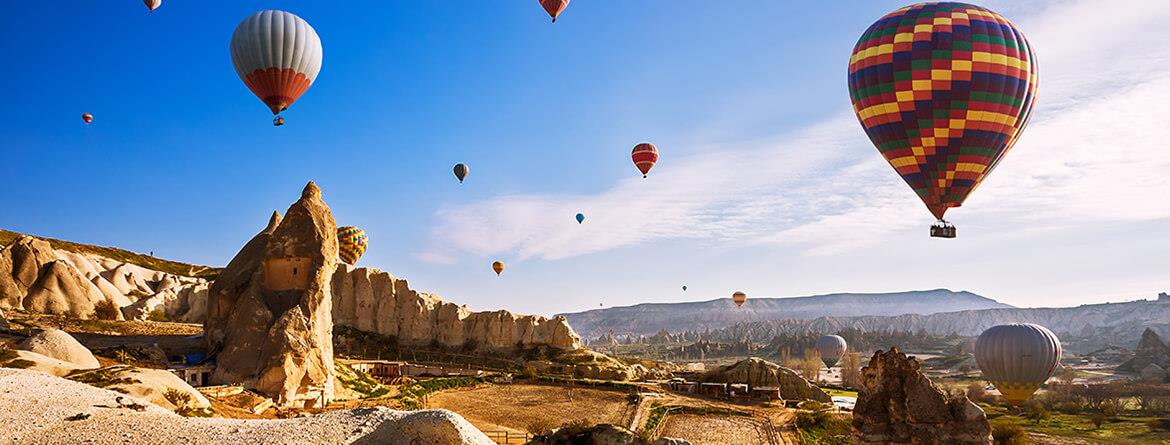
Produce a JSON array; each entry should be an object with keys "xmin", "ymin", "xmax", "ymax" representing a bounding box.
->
[
  {"xmin": 631, "ymin": 143, "xmax": 658, "ymax": 178},
  {"xmin": 538, "ymin": 0, "xmax": 570, "ymax": 23},
  {"xmin": 847, "ymin": 3, "xmax": 1038, "ymax": 238},
  {"xmin": 230, "ymin": 10, "xmax": 323, "ymax": 121},
  {"xmin": 144, "ymin": 0, "xmax": 161, "ymax": 12},
  {"xmin": 81, "ymin": 113, "xmax": 94, "ymax": 124}
]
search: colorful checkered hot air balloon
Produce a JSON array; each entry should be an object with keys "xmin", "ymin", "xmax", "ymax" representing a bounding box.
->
[
  {"xmin": 847, "ymin": 3, "xmax": 1038, "ymax": 237},
  {"xmin": 538, "ymin": 0, "xmax": 570, "ymax": 23},
  {"xmin": 631, "ymin": 143, "xmax": 658, "ymax": 178},
  {"xmin": 337, "ymin": 226, "xmax": 368, "ymax": 265},
  {"xmin": 731, "ymin": 291, "xmax": 747, "ymax": 308}
]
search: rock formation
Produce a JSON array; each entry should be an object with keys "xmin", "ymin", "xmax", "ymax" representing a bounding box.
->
[
  {"xmin": 0, "ymin": 308, "xmax": 8, "ymax": 331},
  {"xmin": 1141, "ymin": 363, "xmax": 1167, "ymax": 382},
  {"xmin": 332, "ymin": 265, "xmax": 582, "ymax": 351},
  {"xmin": 205, "ymin": 182, "xmax": 338, "ymax": 408},
  {"xmin": 66, "ymin": 365, "xmax": 212, "ymax": 414},
  {"xmin": 0, "ymin": 234, "xmax": 210, "ymax": 321},
  {"xmin": 699, "ymin": 357, "xmax": 831, "ymax": 402},
  {"xmin": 1118, "ymin": 328, "xmax": 1170, "ymax": 372},
  {"xmin": 18, "ymin": 328, "xmax": 101, "ymax": 369},
  {"xmin": 852, "ymin": 348, "xmax": 991, "ymax": 445}
]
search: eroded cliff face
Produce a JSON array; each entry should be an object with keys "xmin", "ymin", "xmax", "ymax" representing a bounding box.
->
[
  {"xmin": 332, "ymin": 264, "xmax": 582, "ymax": 351},
  {"xmin": 205, "ymin": 182, "xmax": 337, "ymax": 408}
]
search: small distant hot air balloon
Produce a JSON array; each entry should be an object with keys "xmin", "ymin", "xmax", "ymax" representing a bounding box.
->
[
  {"xmin": 230, "ymin": 10, "xmax": 323, "ymax": 123},
  {"xmin": 816, "ymin": 335, "xmax": 848, "ymax": 368},
  {"xmin": 492, "ymin": 260, "xmax": 505, "ymax": 276},
  {"xmin": 538, "ymin": 0, "xmax": 570, "ymax": 23},
  {"xmin": 81, "ymin": 113, "xmax": 94, "ymax": 124},
  {"xmin": 848, "ymin": 3, "xmax": 1038, "ymax": 238},
  {"xmin": 631, "ymin": 143, "xmax": 658, "ymax": 178},
  {"xmin": 682, "ymin": 285, "xmax": 687, "ymax": 291},
  {"xmin": 337, "ymin": 226, "xmax": 368, "ymax": 265},
  {"xmin": 273, "ymin": 116, "xmax": 285, "ymax": 127},
  {"xmin": 731, "ymin": 291, "xmax": 747, "ymax": 308},
  {"xmin": 453, "ymin": 163, "xmax": 469, "ymax": 183},
  {"xmin": 575, "ymin": 213, "xmax": 585, "ymax": 224},
  {"xmin": 975, "ymin": 323, "xmax": 1061, "ymax": 406},
  {"xmin": 144, "ymin": 0, "xmax": 161, "ymax": 12}
]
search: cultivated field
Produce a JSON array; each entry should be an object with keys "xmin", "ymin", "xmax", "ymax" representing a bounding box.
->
[
  {"xmin": 426, "ymin": 383, "xmax": 634, "ymax": 434},
  {"xmin": 658, "ymin": 414, "xmax": 772, "ymax": 445}
]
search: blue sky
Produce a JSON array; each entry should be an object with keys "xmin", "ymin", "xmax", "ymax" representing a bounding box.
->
[{"xmin": 2, "ymin": 1, "xmax": 1167, "ymax": 316}]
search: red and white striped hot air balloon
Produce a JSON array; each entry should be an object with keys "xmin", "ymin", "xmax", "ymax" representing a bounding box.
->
[
  {"xmin": 538, "ymin": 0, "xmax": 570, "ymax": 23},
  {"xmin": 144, "ymin": 0, "xmax": 161, "ymax": 12},
  {"xmin": 230, "ymin": 10, "xmax": 323, "ymax": 121},
  {"xmin": 631, "ymin": 143, "xmax": 658, "ymax": 178}
]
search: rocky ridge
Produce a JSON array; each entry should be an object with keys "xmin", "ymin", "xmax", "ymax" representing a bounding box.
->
[{"xmin": 698, "ymin": 357, "xmax": 831, "ymax": 402}]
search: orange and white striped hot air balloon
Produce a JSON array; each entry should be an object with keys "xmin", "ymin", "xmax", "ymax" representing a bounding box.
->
[
  {"xmin": 631, "ymin": 143, "xmax": 658, "ymax": 178},
  {"xmin": 538, "ymin": 0, "xmax": 570, "ymax": 23},
  {"xmin": 230, "ymin": 10, "xmax": 323, "ymax": 120},
  {"xmin": 731, "ymin": 291, "xmax": 747, "ymax": 308},
  {"xmin": 144, "ymin": 0, "xmax": 161, "ymax": 12}
]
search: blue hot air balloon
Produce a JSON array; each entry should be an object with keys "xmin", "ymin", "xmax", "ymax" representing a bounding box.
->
[{"xmin": 576, "ymin": 213, "xmax": 585, "ymax": 224}]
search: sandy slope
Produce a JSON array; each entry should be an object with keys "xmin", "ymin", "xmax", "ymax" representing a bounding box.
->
[{"xmin": 0, "ymin": 368, "xmax": 491, "ymax": 445}]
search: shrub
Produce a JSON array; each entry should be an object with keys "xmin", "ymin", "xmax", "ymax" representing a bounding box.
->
[
  {"xmin": 990, "ymin": 419, "xmax": 1028, "ymax": 445},
  {"xmin": 521, "ymin": 364, "xmax": 538, "ymax": 380},
  {"xmin": 967, "ymin": 383, "xmax": 993, "ymax": 403},
  {"xmin": 1022, "ymin": 403, "xmax": 1049, "ymax": 425},
  {"xmin": 461, "ymin": 338, "xmax": 479, "ymax": 353},
  {"xmin": 526, "ymin": 418, "xmax": 557, "ymax": 435},
  {"xmin": 147, "ymin": 309, "xmax": 169, "ymax": 322},
  {"xmin": 795, "ymin": 409, "xmax": 833, "ymax": 430},
  {"xmin": 93, "ymin": 299, "xmax": 121, "ymax": 321},
  {"xmin": 1053, "ymin": 401, "xmax": 1082, "ymax": 415},
  {"xmin": 1090, "ymin": 412, "xmax": 1106, "ymax": 429},
  {"xmin": 1147, "ymin": 418, "xmax": 1170, "ymax": 432}
]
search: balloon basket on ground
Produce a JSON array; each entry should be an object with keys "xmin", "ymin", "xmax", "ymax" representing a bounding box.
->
[{"xmin": 930, "ymin": 221, "xmax": 956, "ymax": 239}]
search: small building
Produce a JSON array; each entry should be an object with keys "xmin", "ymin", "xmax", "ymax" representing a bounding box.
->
[
  {"xmin": 729, "ymin": 383, "xmax": 749, "ymax": 398},
  {"xmin": 700, "ymin": 382, "xmax": 727, "ymax": 398},
  {"xmin": 345, "ymin": 360, "xmax": 406, "ymax": 380},
  {"xmin": 751, "ymin": 386, "xmax": 782, "ymax": 401},
  {"xmin": 171, "ymin": 363, "xmax": 214, "ymax": 387}
]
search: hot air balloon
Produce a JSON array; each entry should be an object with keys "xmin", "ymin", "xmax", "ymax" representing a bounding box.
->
[
  {"xmin": 731, "ymin": 291, "xmax": 747, "ymax": 308},
  {"xmin": 631, "ymin": 143, "xmax": 658, "ymax": 178},
  {"xmin": 816, "ymin": 335, "xmax": 848, "ymax": 368},
  {"xmin": 538, "ymin": 0, "xmax": 570, "ymax": 23},
  {"xmin": 230, "ymin": 10, "xmax": 323, "ymax": 124},
  {"xmin": 682, "ymin": 285, "xmax": 687, "ymax": 291},
  {"xmin": 337, "ymin": 226, "xmax": 369, "ymax": 265},
  {"xmin": 492, "ymin": 260, "xmax": 505, "ymax": 276},
  {"xmin": 273, "ymin": 116, "xmax": 285, "ymax": 127},
  {"xmin": 575, "ymin": 213, "xmax": 585, "ymax": 224},
  {"xmin": 144, "ymin": 0, "xmax": 161, "ymax": 12},
  {"xmin": 848, "ymin": 3, "xmax": 1038, "ymax": 238},
  {"xmin": 81, "ymin": 113, "xmax": 93, "ymax": 124},
  {"xmin": 453, "ymin": 163, "xmax": 469, "ymax": 183},
  {"xmin": 974, "ymin": 323, "xmax": 1061, "ymax": 406}
]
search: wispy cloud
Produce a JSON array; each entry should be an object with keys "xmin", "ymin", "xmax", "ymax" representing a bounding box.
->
[{"xmin": 421, "ymin": 0, "xmax": 1170, "ymax": 263}]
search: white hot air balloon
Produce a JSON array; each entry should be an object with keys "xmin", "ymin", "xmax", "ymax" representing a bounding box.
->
[
  {"xmin": 816, "ymin": 335, "xmax": 848, "ymax": 368},
  {"xmin": 974, "ymin": 323, "xmax": 1062, "ymax": 406},
  {"xmin": 230, "ymin": 10, "xmax": 323, "ymax": 120}
]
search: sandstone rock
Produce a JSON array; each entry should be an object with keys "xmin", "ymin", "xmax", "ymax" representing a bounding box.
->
[
  {"xmin": 1141, "ymin": 363, "xmax": 1167, "ymax": 382},
  {"xmin": 852, "ymin": 348, "xmax": 991, "ymax": 445},
  {"xmin": 68, "ymin": 365, "xmax": 213, "ymax": 413},
  {"xmin": 699, "ymin": 357, "xmax": 831, "ymax": 402},
  {"xmin": 0, "ymin": 308, "xmax": 8, "ymax": 331},
  {"xmin": 23, "ymin": 261, "xmax": 118, "ymax": 319},
  {"xmin": 6, "ymin": 349, "xmax": 87, "ymax": 377},
  {"xmin": 351, "ymin": 409, "xmax": 495, "ymax": 445},
  {"xmin": 205, "ymin": 183, "xmax": 337, "ymax": 408},
  {"xmin": 1118, "ymin": 328, "xmax": 1170, "ymax": 372},
  {"xmin": 0, "ymin": 236, "xmax": 59, "ymax": 309},
  {"xmin": 18, "ymin": 328, "xmax": 101, "ymax": 369},
  {"xmin": 332, "ymin": 264, "xmax": 582, "ymax": 351}
]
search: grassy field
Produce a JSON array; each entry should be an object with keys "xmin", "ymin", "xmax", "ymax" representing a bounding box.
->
[
  {"xmin": 426, "ymin": 383, "xmax": 634, "ymax": 434},
  {"xmin": 981, "ymin": 403, "xmax": 1170, "ymax": 445},
  {"xmin": 821, "ymin": 388, "xmax": 858, "ymax": 398},
  {"xmin": 0, "ymin": 229, "xmax": 220, "ymax": 279}
]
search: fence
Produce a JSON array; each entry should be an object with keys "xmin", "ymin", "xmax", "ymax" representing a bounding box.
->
[{"xmin": 482, "ymin": 431, "xmax": 532, "ymax": 444}]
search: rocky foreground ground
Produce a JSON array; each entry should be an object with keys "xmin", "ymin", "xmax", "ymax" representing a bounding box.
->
[{"xmin": 0, "ymin": 368, "xmax": 493, "ymax": 445}]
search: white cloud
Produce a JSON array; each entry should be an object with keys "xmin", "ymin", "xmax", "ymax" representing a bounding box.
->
[{"xmin": 421, "ymin": 0, "xmax": 1170, "ymax": 263}]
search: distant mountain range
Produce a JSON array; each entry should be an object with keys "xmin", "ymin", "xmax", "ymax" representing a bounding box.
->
[{"xmin": 558, "ymin": 289, "xmax": 1011, "ymax": 339}]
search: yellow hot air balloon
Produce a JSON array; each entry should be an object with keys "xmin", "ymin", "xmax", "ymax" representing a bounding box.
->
[
  {"xmin": 975, "ymin": 323, "xmax": 1062, "ymax": 405},
  {"xmin": 492, "ymin": 260, "xmax": 505, "ymax": 276},
  {"xmin": 731, "ymin": 291, "xmax": 747, "ymax": 308}
]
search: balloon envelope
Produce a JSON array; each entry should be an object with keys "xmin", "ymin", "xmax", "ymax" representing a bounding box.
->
[
  {"xmin": 847, "ymin": 3, "xmax": 1038, "ymax": 220},
  {"xmin": 337, "ymin": 226, "xmax": 368, "ymax": 265},
  {"xmin": 975, "ymin": 323, "xmax": 1061, "ymax": 405},
  {"xmin": 731, "ymin": 291, "xmax": 747, "ymax": 307},
  {"xmin": 816, "ymin": 335, "xmax": 848, "ymax": 368},
  {"xmin": 538, "ymin": 0, "xmax": 570, "ymax": 22},
  {"xmin": 144, "ymin": 0, "xmax": 161, "ymax": 11},
  {"xmin": 575, "ymin": 213, "xmax": 585, "ymax": 224},
  {"xmin": 492, "ymin": 260, "xmax": 505, "ymax": 276},
  {"xmin": 81, "ymin": 113, "xmax": 93, "ymax": 124},
  {"xmin": 230, "ymin": 10, "xmax": 323, "ymax": 115},
  {"xmin": 631, "ymin": 143, "xmax": 658, "ymax": 178},
  {"xmin": 453, "ymin": 163, "xmax": 469, "ymax": 183}
]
